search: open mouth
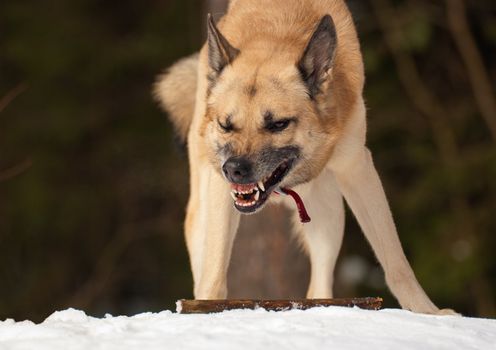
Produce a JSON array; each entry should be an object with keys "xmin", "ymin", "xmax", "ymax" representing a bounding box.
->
[{"xmin": 230, "ymin": 160, "xmax": 293, "ymax": 213}]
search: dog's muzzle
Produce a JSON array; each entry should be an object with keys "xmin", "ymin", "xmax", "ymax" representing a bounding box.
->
[{"xmin": 222, "ymin": 156, "xmax": 295, "ymax": 214}]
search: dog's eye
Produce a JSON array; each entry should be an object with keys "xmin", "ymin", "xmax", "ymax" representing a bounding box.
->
[
  {"xmin": 266, "ymin": 119, "xmax": 292, "ymax": 133},
  {"xmin": 218, "ymin": 118, "xmax": 234, "ymax": 133}
]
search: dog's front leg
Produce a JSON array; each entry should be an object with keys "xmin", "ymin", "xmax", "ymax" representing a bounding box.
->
[
  {"xmin": 333, "ymin": 147, "xmax": 444, "ymax": 314},
  {"xmin": 295, "ymin": 170, "xmax": 345, "ymax": 299},
  {"xmin": 193, "ymin": 167, "xmax": 241, "ymax": 299}
]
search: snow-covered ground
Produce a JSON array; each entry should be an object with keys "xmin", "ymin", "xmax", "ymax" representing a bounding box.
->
[{"xmin": 1, "ymin": 306, "xmax": 495, "ymax": 349}]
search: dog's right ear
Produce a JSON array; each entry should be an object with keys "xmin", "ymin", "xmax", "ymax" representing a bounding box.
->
[{"xmin": 207, "ymin": 14, "xmax": 240, "ymax": 76}]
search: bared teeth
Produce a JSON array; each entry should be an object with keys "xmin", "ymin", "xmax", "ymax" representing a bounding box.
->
[
  {"xmin": 231, "ymin": 183, "xmax": 259, "ymax": 195},
  {"xmin": 229, "ymin": 180, "xmax": 267, "ymax": 207},
  {"xmin": 237, "ymin": 200, "xmax": 256, "ymax": 207},
  {"xmin": 257, "ymin": 181, "xmax": 265, "ymax": 192},
  {"xmin": 254, "ymin": 191, "xmax": 260, "ymax": 201}
]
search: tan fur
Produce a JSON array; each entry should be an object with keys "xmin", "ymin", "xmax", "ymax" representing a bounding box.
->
[
  {"xmin": 155, "ymin": 0, "xmax": 456, "ymax": 315},
  {"xmin": 153, "ymin": 53, "xmax": 198, "ymax": 142}
]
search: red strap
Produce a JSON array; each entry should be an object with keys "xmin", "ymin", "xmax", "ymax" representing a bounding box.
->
[{"xmin": 280, "ymin": 187, "xmax": 311, "ymax": 223}]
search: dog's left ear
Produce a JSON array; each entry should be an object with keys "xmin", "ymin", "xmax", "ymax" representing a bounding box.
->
[
  {"xmin": 298, "ymin": 15, "xmax": 337, "ymax": 97},
  {"xmin": 207, "ymin": 14, "xmax": 240, "ymax": 76}
]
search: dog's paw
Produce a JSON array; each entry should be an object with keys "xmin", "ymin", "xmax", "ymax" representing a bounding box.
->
[{"xmin": 435, "ymin": 308, "xmax": 461, "ymax": 316}]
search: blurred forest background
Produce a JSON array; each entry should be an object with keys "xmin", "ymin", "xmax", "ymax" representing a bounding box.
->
[{"xmin": 1, "ymin": 0, "xmax": 495, "ymax": 322}]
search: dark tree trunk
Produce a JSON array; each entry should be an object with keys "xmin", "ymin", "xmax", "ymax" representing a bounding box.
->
[{"xmin": 228, "ymin": 206, "xmax": 310, "ymax": 299}]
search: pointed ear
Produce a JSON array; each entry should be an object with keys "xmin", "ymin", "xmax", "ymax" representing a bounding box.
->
[
  {"xmin": 207, "ymin": 14, "xmax": 240, "ymax": 75},
  {"xmin": 297, "ymin": 15, "xmax": 337, "ymax": 97}
]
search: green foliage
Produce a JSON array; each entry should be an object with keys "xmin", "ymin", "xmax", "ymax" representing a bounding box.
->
[
  {"xmin": 401, "ymin": 11, "xmax": 433, "ymax": 52},
  {"xmin": 0, "ymin": 0, "xmax": 199, "ymax": 321}
]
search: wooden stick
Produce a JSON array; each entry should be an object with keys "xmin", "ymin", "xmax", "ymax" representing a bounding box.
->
[{"xmin": 177, "ymin": 297, "xmax": 383, "ymax": 314}]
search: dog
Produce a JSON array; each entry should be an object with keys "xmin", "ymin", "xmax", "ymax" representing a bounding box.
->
[{"xmin": 154, "ymin": 0, "xmax": 455, "ymax": 315}]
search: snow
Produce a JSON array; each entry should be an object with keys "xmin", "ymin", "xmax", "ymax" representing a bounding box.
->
[{"xmin": 1, "ymin": 307, "xmax": 495, "ymax": 349}]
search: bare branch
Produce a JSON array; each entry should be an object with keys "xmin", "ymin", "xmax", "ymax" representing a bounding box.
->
[
  {"xmin": 371, "ymin": 0, "xmax": 459, "ymax": 165},
  {"xmin": 0, "ymin": 84, "xmax": 27, "ymax": 114},
  {"xmin": 64, "ymin": 217, "xmax": 169, "ymax": 309},
  {"xmin": 177, "ymin": 297, "xmax": 383, "ymax": 314},
  {"xmin": 446, "ymin": 0, "xmax": 496, "ymax": 141},
  {"xmin": 0, "ymin": 158, "xmax": 32, "ymax": 182},
  {"xmin": 372, "ymin": 0, "xmax": 488, "ymax": 314}
]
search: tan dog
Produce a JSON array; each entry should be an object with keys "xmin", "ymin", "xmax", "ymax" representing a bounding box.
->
[{"xmin": 155, "ymin": 0, "xmax": 454, "ymax": 315}]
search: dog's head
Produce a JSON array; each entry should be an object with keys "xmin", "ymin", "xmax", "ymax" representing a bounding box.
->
[{"xmin": 201, "ymin": 14, "xmax": 341, "ymax": 214}]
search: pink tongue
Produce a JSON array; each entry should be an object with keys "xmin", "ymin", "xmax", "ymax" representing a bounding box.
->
[{"xmin": 278, "ymin": 187, "xmax": 311, "ymax": 223}]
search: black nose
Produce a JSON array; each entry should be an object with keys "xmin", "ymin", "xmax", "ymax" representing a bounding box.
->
[{"xmin": 222, "ymin": 157, "xmax": 253, "ymax": 183}]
